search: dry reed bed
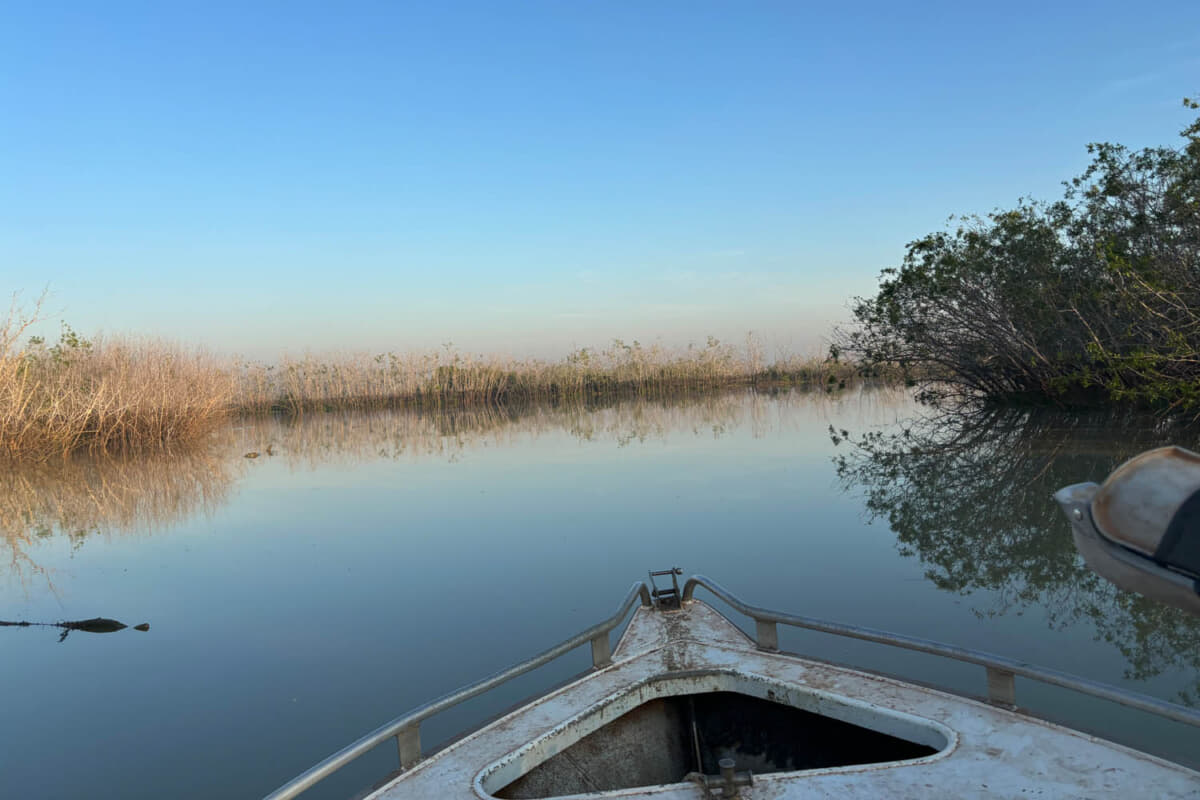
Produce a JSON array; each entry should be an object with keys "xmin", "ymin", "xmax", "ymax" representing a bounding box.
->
[
  {"xmin": 0, "ymin": 328, "xmax": 234, "ymax": 462},
  {"xmin": 1, "ymin": 311, "xmax": 863, "ymax": 461},
  {"xmin": 237, "ymin": 340, "xmax": 861, "ymax": 415}
]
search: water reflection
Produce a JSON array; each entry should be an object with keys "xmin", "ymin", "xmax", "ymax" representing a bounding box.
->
[
  {"xmin": 0, "ymin": 449, "xmax": 239, "ymax": 588},
  {"xmin": 232, "ymin": 389, "xmax": 888, "ymax": 467},
  {"xmin": 2, "ymin": 389, "xmax": 897, "ymax": 580},
  {"xmin": 832, "ymin": 406, "xmax": 1200, "ymax": 701}
]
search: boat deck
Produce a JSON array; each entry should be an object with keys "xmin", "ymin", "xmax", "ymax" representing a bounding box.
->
[{"xmin": 366, "ymin": 600, "xmax": 1200, "ymax": 799}]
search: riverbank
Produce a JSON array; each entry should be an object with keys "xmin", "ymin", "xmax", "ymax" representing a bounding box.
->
[
  {"xmin": 233, "ymin": 339, "xmax": 869, "ymax": 414},
  {"xmin": 0, "ymin": 325, "xmax": 881, "ymax": 461}
]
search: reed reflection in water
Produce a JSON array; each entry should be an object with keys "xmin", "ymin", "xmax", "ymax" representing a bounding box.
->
[
  {"xmin": 233, "ymin": 387, "xmax": 897, "ymax": 468},
  {"xmin": 0, "ymin": 449, "xmax": 240, "ymax": 589},
  {"xmin": 2, "ymin": 388, "xmax": 904, "ymax": 583}
]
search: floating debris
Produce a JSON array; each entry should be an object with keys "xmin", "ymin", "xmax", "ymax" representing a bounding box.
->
[{"xmin": 0, "ymin": 617, "xmax": 150, "ymax": 642}]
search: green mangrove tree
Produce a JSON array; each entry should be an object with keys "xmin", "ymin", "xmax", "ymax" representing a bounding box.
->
[{"xmin": 839, "ymin": 100, "xmax": 1200, "ymax": 411}]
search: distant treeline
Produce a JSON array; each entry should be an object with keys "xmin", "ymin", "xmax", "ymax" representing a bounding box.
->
[
  {"xmin": 0, "ymin": 315, "xmax": 883, "ymax": 461},
  {"xmin": 838, "ymin": 99, "xmax": 1200, "ymax": 412}
]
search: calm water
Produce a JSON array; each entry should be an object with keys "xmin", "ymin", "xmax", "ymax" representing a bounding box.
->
[{"xmin": 1, "ymin": 389, "xmax": 1198, "ymax": 799}]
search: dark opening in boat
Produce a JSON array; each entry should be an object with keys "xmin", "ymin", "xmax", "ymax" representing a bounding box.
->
[{"xmin": 495, "ymin": 690, "xmax": 940, "ymax": 798}]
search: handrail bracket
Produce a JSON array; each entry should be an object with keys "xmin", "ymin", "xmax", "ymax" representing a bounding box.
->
[
  {"xmin": 396, "ymin": 724, "xmax": 421, "ymax": 770},
  {"xmin": 987, "ymin": 667, "xmax": 1017, "ymax": 707}
]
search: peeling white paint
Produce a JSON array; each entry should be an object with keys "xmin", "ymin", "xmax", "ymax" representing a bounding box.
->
[{"xmin": 366, "ymin": 601, "xmax": 1200, "ymax": 799}]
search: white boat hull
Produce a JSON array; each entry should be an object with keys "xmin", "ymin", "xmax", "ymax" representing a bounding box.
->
[{"xmin": 367, "ymin": 600, "xmax": 1200, "ymax": 799}]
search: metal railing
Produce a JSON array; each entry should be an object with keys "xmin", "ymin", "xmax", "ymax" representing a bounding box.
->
[
  {"xmin": 263, "ymin": 581, "xmax": 652, "ymax": 800},
  {"xmin": 682, "ymin": 574, "xmax": 1200, "ymax": 728},
  {"xmin": 267, "ymin": 573, "xmax": 1200, "ymax": 799}
]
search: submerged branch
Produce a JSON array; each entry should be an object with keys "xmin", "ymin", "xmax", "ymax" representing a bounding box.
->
[{"xmin": 0, "ymin": 617, "xmax": 150, "ymax": 642}]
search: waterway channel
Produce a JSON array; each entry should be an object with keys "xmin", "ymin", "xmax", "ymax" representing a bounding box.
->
[{"xmin": 1, "ymin": 388, "xmax": 1197, "ymax": 799}]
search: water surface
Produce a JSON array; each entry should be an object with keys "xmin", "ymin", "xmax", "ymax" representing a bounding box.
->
[{"xmin": 1, "ymin": 389, "xmax": 1197, "ymax": 799}]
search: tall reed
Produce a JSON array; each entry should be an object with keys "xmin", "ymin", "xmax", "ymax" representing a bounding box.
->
[
  {"xmin": 1, "ymin": 313, "xmax": 235, "ymax": 461},
  {"xmin": 236, "ymin": 337, "xmax": 865, "ymax": 415},
  {"xmin": 1, "ymin": 300, "xmax": 878, "ymax": 460}
]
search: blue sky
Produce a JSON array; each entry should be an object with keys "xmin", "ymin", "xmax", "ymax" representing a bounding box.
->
[{"xmin": 2, "ymin": 1, "xmax": 1198, "ymax": 358}]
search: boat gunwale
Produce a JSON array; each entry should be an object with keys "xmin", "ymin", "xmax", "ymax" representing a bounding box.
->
[
  {"xmin": 263, "ymin": 573, "xmax": 1200, "ymax": 800},
  {"xmin": 681, "ymin": 574, "xmax": 1200, "ymax": 728},
  {"xmin": 263, "ymin": 582, "xmax": 654, "ymax": 800}
]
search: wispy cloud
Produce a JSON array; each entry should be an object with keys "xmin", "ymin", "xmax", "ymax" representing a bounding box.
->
[
  {"xmin": 1100, "ymin": 70, "xmax": 1165, "ymax": 95},
  {"xmin": 649, "ymin": 268, "xmax": 774, "ymax": 288},
  {"xmin": 1096, "ymin": 56, "xmax": 1200, "ymax": 98}
]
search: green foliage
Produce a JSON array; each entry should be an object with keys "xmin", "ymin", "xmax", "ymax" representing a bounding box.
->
[
  {"xmin": 841, "ymin": 99, "xmax": 1200, "ymax": 411},
  {"xmin": 27, "ymin": 323, "xmax": 93, "ymax": 365},
  {"xmin": 830, "ymin": 407, "xmax": 1200, "ymax": 698},
  {"xmin": 19, "ymin": 324, "xmax": 94, "ymax": 380}
]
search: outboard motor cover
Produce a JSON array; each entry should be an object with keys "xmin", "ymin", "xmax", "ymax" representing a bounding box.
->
[{"xmin": 1090, "ymin": 446, "xmax": 1200, "ymax": 579}]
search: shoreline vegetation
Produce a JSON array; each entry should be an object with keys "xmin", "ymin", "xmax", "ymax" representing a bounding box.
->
[
  {"xmin": 0, "ymin": 310, "xmax": 885, "ymax": 461},
  {"xmin": 837, "ymin": 100, "xmax": 1200, "ymax": 412}
]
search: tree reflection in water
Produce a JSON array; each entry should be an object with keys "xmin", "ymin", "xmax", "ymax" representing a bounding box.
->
[{"xmin": 831, "ymin": 406, "xmax": 1200, "ymax": 701}]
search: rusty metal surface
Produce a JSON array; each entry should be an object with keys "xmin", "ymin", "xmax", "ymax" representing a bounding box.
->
[{"xmin": 366, "ymin": 601, "xmax": 1200, "ymax": 799}]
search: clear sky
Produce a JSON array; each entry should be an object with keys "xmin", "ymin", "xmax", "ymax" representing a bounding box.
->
[{"xmin": 2, "ymin": 1, "xmax": 1198, "ymax": 359}]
